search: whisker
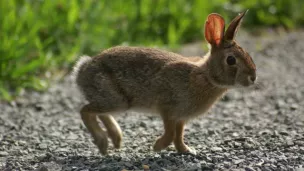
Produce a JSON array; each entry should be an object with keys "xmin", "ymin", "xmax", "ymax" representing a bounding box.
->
[{"xmin": 253, "ymin": 81, "xmax": 267, "ymax": 90}]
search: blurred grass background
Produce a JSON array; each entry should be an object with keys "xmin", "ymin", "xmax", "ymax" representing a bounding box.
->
[{"xmin": 1, "ymin": 0, "xmax": 304, "ymax": 100}]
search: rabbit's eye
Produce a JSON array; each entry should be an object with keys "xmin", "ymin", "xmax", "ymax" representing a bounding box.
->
[{"xmin": 226, "ymin": 56, "xmax": 236, "ymax": 65}]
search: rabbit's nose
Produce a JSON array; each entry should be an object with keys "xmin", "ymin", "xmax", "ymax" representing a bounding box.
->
[{"xmin": 248, "ymin": 75, "xmax": 256, "ymax": 83}]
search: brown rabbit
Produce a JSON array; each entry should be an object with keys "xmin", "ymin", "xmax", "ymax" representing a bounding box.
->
[{"xmin": 72, "ymin": 10, "xmax": 256, "ymax": 155}]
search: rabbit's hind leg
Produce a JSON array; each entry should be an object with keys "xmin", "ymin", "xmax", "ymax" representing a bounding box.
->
[
  {"xmin": 79, "ymin": 73, "xmax": 128, "ymax": 154},
  {"xmin": 98, "ymin": 115, "xmax": 122, "ymax": 149},
  {"xmin": 80, "ymin": 104, "xmax": 109, "ymax": 155},
  {"xmin": 153, "ymin": 114, "xmax": 176, "ymax": 152}
]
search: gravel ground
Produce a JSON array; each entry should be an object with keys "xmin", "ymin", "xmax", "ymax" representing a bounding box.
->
[{"xmin": 1, "ymin": 31, "xmax": 304, "ymax": 171}]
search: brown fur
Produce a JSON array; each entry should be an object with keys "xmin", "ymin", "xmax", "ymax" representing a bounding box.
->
[{"xmin": 72, "ymin": 11, "xmax": 256, "ymax": 155}]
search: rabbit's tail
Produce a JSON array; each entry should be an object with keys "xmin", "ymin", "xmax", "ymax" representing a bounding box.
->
[{"xmin": 71, "ymin": 55, "xmax": 92, "ymax": 84}]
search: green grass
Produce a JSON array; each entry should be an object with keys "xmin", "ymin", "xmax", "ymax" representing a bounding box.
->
[{"xmin": 1, "ymin": 0, "xmax": 304, "ymax": 100}]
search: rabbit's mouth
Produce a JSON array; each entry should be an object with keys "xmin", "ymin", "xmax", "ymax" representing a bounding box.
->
[
  {"xmin": 206, "ymin": 74, "xmax": 236, "ymax": 89},
  {"xmin": 236, "ymin": 77, "xmax": 257, "ymax": 87},
  {"xmin": 237, "ymin": 82, "xmax": 252, "ymax": 87}
]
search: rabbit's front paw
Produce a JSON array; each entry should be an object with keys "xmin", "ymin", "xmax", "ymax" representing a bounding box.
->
[{"xmin": 176, "ymin": 144, "xmax": 196, "ymax": 155}]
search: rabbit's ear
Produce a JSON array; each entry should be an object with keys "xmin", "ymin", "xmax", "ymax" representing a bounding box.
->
[
  {"xmin": 204, "ymin": 13, "xmax": 225, "ymax": 47},
  {"xmin": 224, "ymin": 10, "xmax": 248, "ymax": 41}
]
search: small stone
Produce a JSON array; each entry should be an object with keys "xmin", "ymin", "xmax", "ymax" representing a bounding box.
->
[
  {"xmin": 273, "ymin": 130, "xmax": 280, "ymax": 137},
  {"xmin": 255, "ymin": 159, "xmax": 265, "ymax": 166},
  {"xmin": 259, "ymin": 130, "xmax": 271, "ymax": 135},
  {"xmin": 234, "ymin": 142, "xmax": 242, "ymax": 147},
  {"xmin": 201, "ymin": 162, "xmax": 214, "ymax": 171},
  {"xmin": 286, "ymin": 141, "xmax": 294, "ymax": 146},
  {"xmin": 18, "ymin": 140, "xmax": 27, "ymax": 146},
  {"xmin": 244, "ymin": 142, "xmax": 254, "ymax": 149},
  {"xmin": 55, "ymin": 148, "xmax": 69, "ymax": 153},
  {"xmin": 232, "ymin": 132, "xmax": 239, "ymax": 137},
  {"xmin": 223, "ymin": 161, "xmax": 231, "ymax": 168},
  {"xmin": 233, "ymin": 159, "xmax": 245, "ymax": 165},
  {"xmin": 276, "ymin": 99, "xmax": 285, "ymax": 109},
  {"xmin": 244, "ymin": 125, "xmax": 253, "ymax": 130},
  {"xmin": 235, "ymin": 137, "xmax": 247, "ymax": 141},
  {"xmin": 245, "ymin": 166, "xmax": 256, "ymax": 171},
  {"xmin": 67, "ymin": 133, "xmax": 78, "ymax": 140},
  {"xmin": 206, "ymin": 156, "xmax": 212, "ymax": 161},
  {"xmin": 0, "ymin": 151, "xmax": 9, "ymax": 156},
  {"xmin": 211, "ymin": 147, "xmax": 223, "ymax": 152},
  {"xmin": 223, "ymin": 153, "xmax": 230, "ymax": 158},
  {"xmin": 208, "ymin": 129, "xmax": 217, "ymax": 135},
  {"xmin": 279, "ymin": 131, "xmax": 289, "ymax": 136},
  {"xmin": 154, "ymin": 154, "xmax": 160, "ymax": 158},
  {"xmin": 60, "ymin": 142, "xmax": 68, "ymax": 147},
  {"xmin": 37, "ymin": 166, "xmax": 48, "ymax": 171},
  {"xmin": 39, "ymin": 143, "xmax": 48, "ymax": 150},
  {"xmin": 20, "ymin": 150, "xmax": 29, "ymax": 155},
  {"xmin": 140, "ymin": 121, "xmax": 147, "ymax": 128},
  {"xmin": 290, "ymin": 104, "xmax": 298, "ymax": 110},
  {"xmin": 36, "ymin": 162, "xmax": 62, "ymax": 171},
  {"xmin": 35, "ymin": 104, "xmax": 44, "ymax": 111},
  {"xmin": 143, "ymin": 164, "xmax": 149, "ymax": 170},
  {"xmin": 296, "ymin": 141, "xmax": 304, "ymax": 146},
  {"xmin": 124, "ymin": 162, "xmax": 133, "ymax": 167}
]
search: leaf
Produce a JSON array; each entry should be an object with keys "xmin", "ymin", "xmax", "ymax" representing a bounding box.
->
[
  {"xmin": 68, "ymin": 1, "xmax": 79, "ymax": 29},
  {"xmin": 0, "ymin": 85, "xmax": 12, "ymax": 101},
  {"xmin": 11, "ymin": 57, "xmax": 44, "ymax": 79},
  {"xmin": 168, "ymin": 21, "xmax": 178, "ymax": 46}
]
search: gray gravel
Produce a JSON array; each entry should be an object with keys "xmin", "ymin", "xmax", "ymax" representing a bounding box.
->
[{"xmin": 1, "ymin": 31, "xmax": 304, "ymax": 171}]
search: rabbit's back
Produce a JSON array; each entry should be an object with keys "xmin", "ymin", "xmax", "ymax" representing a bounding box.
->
[{"xmin": 75, "ymin": 46, "xmax": 199, "ymax": 112}]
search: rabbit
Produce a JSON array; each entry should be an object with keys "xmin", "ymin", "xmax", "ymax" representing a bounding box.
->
[{"xmin": 72, "ymin": 10, "xmax": 256, "ymax": 155}]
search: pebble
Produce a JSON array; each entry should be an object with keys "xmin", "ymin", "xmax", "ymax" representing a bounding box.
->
[
  {"xmin": 0, "ymin": 151, "xmax": 9, "ymax": 156},
  {"xmin": 206, "ymin": 156, "xmax": 212, "ymax": 162},
  {"xmin": 211, "ymin": 147, "xmax": 223, "ymax": 152},
  {"xmin": 55, "ymin": 148, "xmax": 69, "ymax": 153},
  {"xmin": 39, "ymin": 143, "xmax": 48, "ymax": 150},
  {"xmin": 290, "ymin": 104, "xmax": 298, "ymax": 110},
  {"xmin": 235, "ymin": 137, "xmax": 247, "ymax": 142},
  {"xmin": 143, "ymin": 164, "xmax": 149, "ymax": 170},
  {"xmin": 232, "ymin": 132, "xmax": 239, "ymax": 137},
  {"xmin": 234, "ymin": 142, "xmax": 242, "ymax": 147},
  {"xmin": 36, "ymin": 162, "xmax": 62, "ymax": 171},
  {"xmin": 18, "ymin": 140, "xmax": 27, "ymax": 146},
  {"xmin": 34, "ymin": 104, "xmax": 44, "ymax": 111},
  {"xmin": 286, "ymin": 141, "xmax": 294, "ymax": 146},
  {"xmin": 140, "ymin": 121, "xmax": 147, "ymax": 128},
  {"xmin": 124, "ymin": 162, "xmax": 133, "ymax": 167},
  {"xmin": 67, "ymin": 133, "xmax": 78, "ymax": 140},
  {"xmin": 233, "ymin": 159, "xmax": 245, "ymax": 165},
  {"xmin": 244, "ymin": 142, "xmax": 254, "ymax": 149},
  {"xmin": 223, "ymin": 153, "xmax": 230, "ymax": 158},
  {"xmin": 245, "ymin": 166, "xmax": 256, "ymax": 171},
  {"xmin": 276, "ymin": 99, "xmax": 286, "ymax": 109},
  {"xmin": 223, "ymin": 161, "xmax": 231, "ymax": 168},
  {"xmin": 259, "ymin": 130, "xmax": 272, "ymax": 135},
  {"xmin": 279, "ymin": 131, "xmax": 289, "ymax": 136},
  {"xmin": 244, "ymin": 125, "xmax": 253, "ymax": 130}
]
